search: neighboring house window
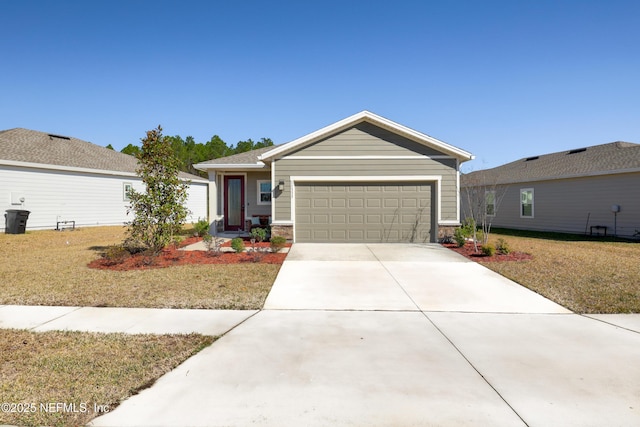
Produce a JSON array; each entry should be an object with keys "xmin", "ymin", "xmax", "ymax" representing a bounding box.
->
[
  {"xmin": 123, "ymin": 183, "xmax": 133, "ymax": 201},
  {"xmin": 257, "ymin": 180, "xmax": 272, "ymax": 205},
  {"xmin": 520, "ymin": 188, "xmax": 534, "ymax": 218},
  {"xmin": 485, "ymin": 191, "xmax": 496, "ymax": 216}
]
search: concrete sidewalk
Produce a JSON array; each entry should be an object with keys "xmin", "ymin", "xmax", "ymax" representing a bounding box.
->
[{"xmin": 0, "ymin": 305, "xmax": 257, "ymax": 336}]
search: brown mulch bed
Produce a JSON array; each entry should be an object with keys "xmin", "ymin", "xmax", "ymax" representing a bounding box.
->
[
  {"xmin": 88, "ymin": 237, "xmax": 288, "ymax": 271},
  {"xmin": 443, "ymin": 242, "xmax": 533, "ymax": 262},
  {"xmin": 220, "ymin": 240, "xmax": 290, "ymax": 249}
]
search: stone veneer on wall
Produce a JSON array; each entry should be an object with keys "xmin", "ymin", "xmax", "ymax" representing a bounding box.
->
[
  {"xmin": 271, "ymin": 224, "xmax": 293, "ymax": 242},
  {"xmin": 437, "ymin": 225, "xmax": 458, "ymax": 242}
]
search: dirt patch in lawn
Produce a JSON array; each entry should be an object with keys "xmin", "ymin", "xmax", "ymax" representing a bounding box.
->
[
  {"xmin": 443, "ymin": 242, "xmax": 533, "ymax": 262},
  {"xmin": 88, "ymin": 238, "xmax": 287, "ymax": 271}
]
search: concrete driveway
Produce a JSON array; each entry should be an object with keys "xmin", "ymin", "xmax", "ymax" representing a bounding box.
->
[{"xmin": 92, "ymin": 244, "xmax": 640, "ymax": 427}]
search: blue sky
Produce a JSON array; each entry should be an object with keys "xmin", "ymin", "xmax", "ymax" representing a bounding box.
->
[{"xmin": 2, "ymin": 0, "xmax": 639, "ymax": 171}]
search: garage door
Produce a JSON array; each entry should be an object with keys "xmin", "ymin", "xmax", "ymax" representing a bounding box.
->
[{"xmin": 295, "ymin": 182, "xmax": 434, "ymax": 243}]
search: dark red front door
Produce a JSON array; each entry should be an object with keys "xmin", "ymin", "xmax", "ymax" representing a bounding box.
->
[{"xmin": 224, "ymin": 176, "xmax": 245, "ymax": 231}]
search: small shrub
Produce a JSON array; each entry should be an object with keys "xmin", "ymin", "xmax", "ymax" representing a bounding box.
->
[
  {"xmin": 122, "ymin": 237, "xmax": 149, "ymax": 255},
  {"xmin": 453, "ymin": 228, "xmax": 467, "ymax": 247},
  {"xmin": 249, "ymin": 248, "xmax": 264, "ymax": 263},
  {"xmin": 270, "ymin": 235, "xmax": 287, "ymax": 253},
  {"xmin": 250, "ymin": 227, "xmax": 267, "ymax": 243},
  {"xmin": 202, "ymin": 234, "xmax": 221, "ymax": 257},
  {"xmin": 481, "ymin": 243, "xmax": 496, "ymax": 257},
  {"xmin": 192, "ymin": 218, "xmax": 210, "ymax": 237},
  {"xmin": 495, "ymin": 238, "xmax": 511, "ymax": 255},
  {"xmin": 102, "ymin": 245, "xmax": 131, "ymax": 264},
  {"xmin": 230, "ymin": 238, "xmax": 245, "ymax": 253},
  {"xmin": 461, "ymin": 218, "xmax": 476, "ymax": 237}
]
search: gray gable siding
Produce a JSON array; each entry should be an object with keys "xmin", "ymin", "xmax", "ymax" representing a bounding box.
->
[
  {"xmin": 287, "ymin": 123, "xmax": 448, "ymax": 157},
  {"xmin": 473, "ymin": 172, "xmax": 640, "ymax": 238}
]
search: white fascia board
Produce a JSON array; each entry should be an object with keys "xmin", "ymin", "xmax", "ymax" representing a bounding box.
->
[
  {"xmin": 259, "ymin": 110, "xmax": 475, "ymax": 162},
  {"xmin": 182, "ymin": 176, "xmax": 210, "ymax": 184},
  {"xmin": 280, "ymin": 155, "xmax": 454, "ymax": 160},
  {"xmin": 271, "ymin": 220, "xmax": 294, "ymax": 226},
  {"xmin": 193, "ymin": 162, "xmax": 267, "ymax": 171},
  {"xmin": 439, "ymin": 220, "xmax": 462, "ymax": 225},
  {"xmin": 1, "ymin": 159, "xmax": 208, "ymax": 183},
  {"xmin": 0, "ymin": 159, "xmax": 138, "ymax": 177},
  {"xmin": 290, "ymin": 175, "xmax": 442, "ymax": 182}
]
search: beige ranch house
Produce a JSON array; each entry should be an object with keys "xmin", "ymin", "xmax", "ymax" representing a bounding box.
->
[{"xmin": 195, "ymin": 111, "xmax": 474, "ymax": 243}]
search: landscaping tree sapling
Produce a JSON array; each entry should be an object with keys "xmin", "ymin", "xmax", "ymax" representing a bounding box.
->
[
  {"xmin": 126, "ymin": 126, "xmax": 190, "ymax": 254},
  {"xmin": 461, "ymin": 168, "xmax": 508, "ymax": 252}
]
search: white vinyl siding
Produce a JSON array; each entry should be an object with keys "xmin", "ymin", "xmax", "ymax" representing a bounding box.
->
[{"xmin": 0, "ymin": 165, "xmax": 208, "ymax": 231}]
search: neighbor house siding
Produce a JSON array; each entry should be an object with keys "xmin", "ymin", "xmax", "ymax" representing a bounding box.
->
[
  {"xmin": 0, "ymin": 164, "xmax": 208, "ymax": 231},
  {"xmin": 478, "ymin": 172, "xmax": 640, "ymax": 238}
]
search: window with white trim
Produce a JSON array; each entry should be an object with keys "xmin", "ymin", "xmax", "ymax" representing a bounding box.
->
[
  {"xmin": 485, "ymin": 190, "xmax": 496, "ymax": 216},
  {"xmin": 257, "ymin": 180, "xmax": 272, "ymax": 205},
  {"xmin": 520, "ymin": 188, "xmax": 534, "ymax": 218},
  {"xmin": 123, "ymin": 182, "xmax": 133, "ymax": 201}
]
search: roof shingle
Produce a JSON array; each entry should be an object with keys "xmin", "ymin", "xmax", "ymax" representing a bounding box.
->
[
  {"xmin": 0, "ymin": 128, "xmax": 204, "ymax": 181},
  {"xmin": 194, "ymin": 145, "xmax": 275, "ymax": 166},
  {"xmin": 463, "ymin": 142, "xmax": 640, "ymax": 185}
]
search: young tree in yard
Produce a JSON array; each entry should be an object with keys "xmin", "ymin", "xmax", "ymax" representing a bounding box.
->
[
  {"xmin": 126, "ymin": 126, "xmax": 190, "ymax": 254},
  {"xmin": 461, "ymin": 169, "xmax": 508, "ymax": 252}
]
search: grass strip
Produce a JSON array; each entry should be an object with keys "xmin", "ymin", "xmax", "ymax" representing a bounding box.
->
[
  {"xmin": 481, "ymin": 230, "xmax": 640, "ymax": 313},
  {"xmin": 0, "ymin": 329, "xmax": 214, "ymax": 427}
]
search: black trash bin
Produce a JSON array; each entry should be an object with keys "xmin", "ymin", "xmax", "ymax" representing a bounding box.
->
[{"xmin": 5, "ymin": 209, "xmax": 30, "ymax": 234}]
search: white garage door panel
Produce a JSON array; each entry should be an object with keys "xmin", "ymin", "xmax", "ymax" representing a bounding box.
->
[{"xmin": 295, "ymin": 182, "xmax": 434, "ymax": 243}]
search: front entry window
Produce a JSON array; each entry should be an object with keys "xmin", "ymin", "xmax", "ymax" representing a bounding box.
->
[{"xmin": 257, "ymin": 180, "xmax": 272, "ymax": 205}]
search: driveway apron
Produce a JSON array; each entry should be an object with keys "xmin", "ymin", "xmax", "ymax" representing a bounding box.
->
[{"xmin": 92, "ymin": 244, "xmax": 640, "ymax": 427}]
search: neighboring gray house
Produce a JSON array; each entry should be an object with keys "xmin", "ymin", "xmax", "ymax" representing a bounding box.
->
[
  {"xmin": 195, "ymin": 111, "xmax": 474, "ymax": 243},
  {"xmin": 461, "ymin": 141, "xmax": 640, "ymax": 238},
  {"xmin": 0, "ymin": 128, "xmax": 208, "ymax": 231}
]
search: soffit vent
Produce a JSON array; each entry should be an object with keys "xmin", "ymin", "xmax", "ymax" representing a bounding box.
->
[
  {"xmin": 567, "ymin": 147, "xmax": 587, "ymax": 154},
  {"xmin": 48, "ymin": 134, "xmax": 71, "ymax": 140}
]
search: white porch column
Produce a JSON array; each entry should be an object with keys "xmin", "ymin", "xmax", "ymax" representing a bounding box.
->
[{"xmin": 207, "ymin": 171, "xmax": 218, "ymax": 226}]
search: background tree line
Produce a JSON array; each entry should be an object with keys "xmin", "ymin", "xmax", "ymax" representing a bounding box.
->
[{"xmin": 107, "ymin": 135, "xmax": 274, "ymax": 177}]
